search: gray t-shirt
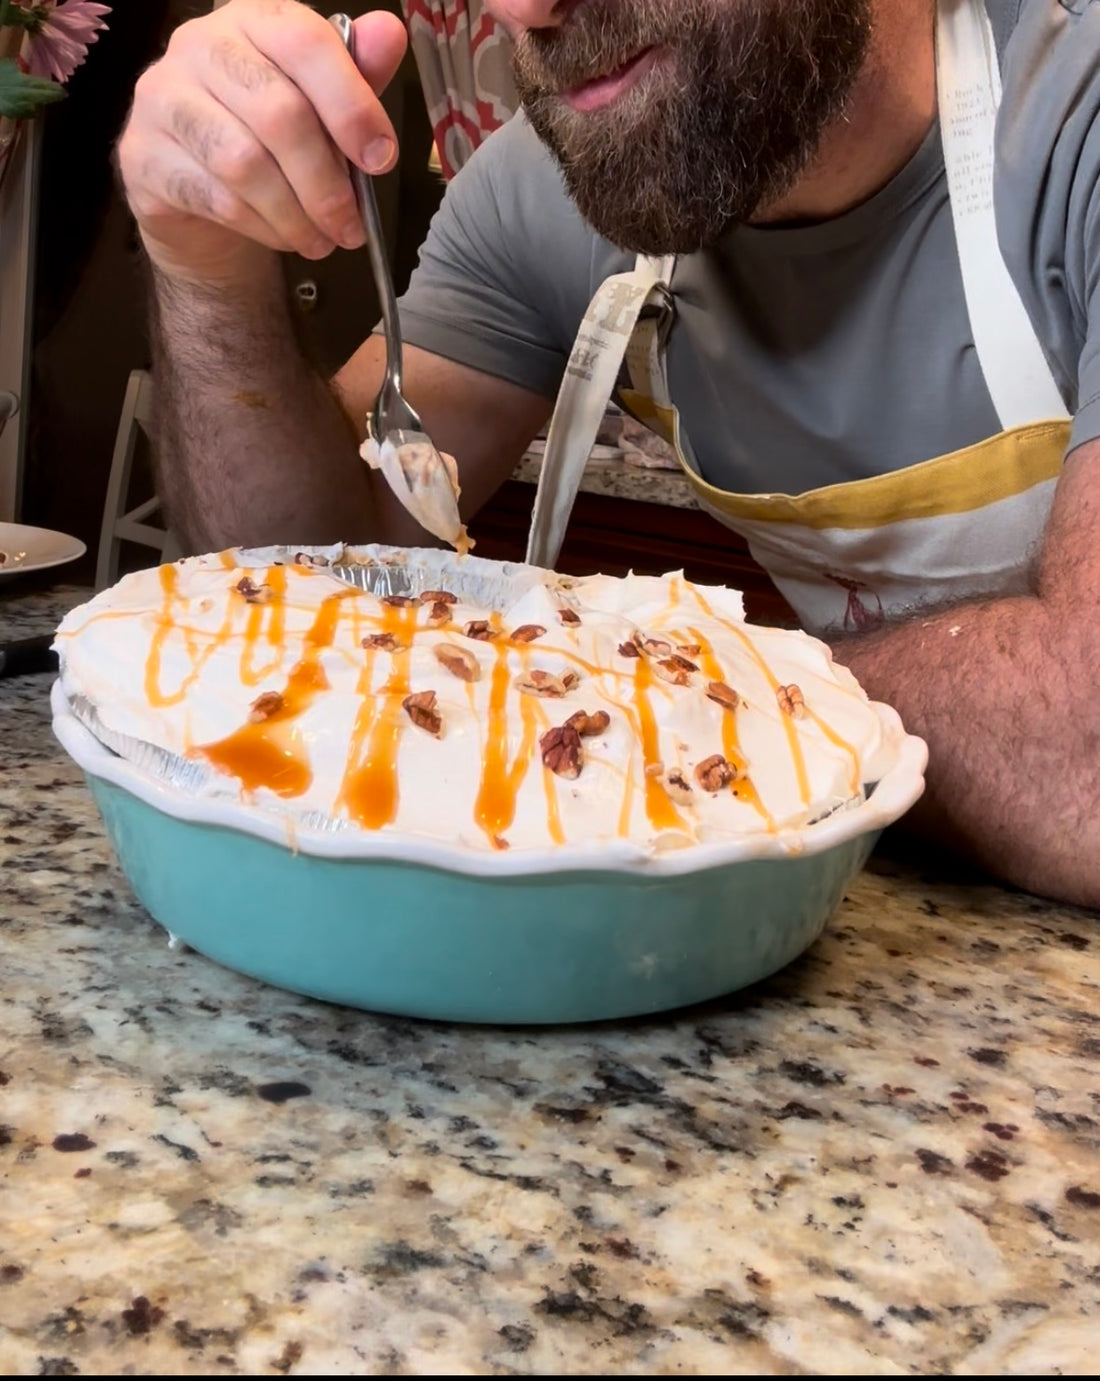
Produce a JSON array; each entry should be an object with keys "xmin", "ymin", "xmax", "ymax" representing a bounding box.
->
[{"xmin": 396, "ymin": 0, "xmax": 1100, "ymax": 494}]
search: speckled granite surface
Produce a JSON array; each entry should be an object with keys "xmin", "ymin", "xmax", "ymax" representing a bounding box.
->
[{"xmin": 2, "ymin": 584, "xmax": 1099, "ymax": 1376}]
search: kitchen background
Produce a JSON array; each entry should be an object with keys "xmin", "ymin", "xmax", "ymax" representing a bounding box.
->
[{"xmin": 0, "ymin": 0, "xmax": 790, "ymax": 620}]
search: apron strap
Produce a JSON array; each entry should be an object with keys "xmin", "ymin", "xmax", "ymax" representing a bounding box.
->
[
  {"xmin": 936, "ymin": 0, "xmax": 1069, "ymax": 425},
  {"xmin": 524, "ymin": 255, "xmax": 675, "ymax": 569}
]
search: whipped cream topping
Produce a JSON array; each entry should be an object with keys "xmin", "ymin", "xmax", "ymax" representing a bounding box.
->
[{"xmin": 54, "ymin": 551, "xmax": 904, "ymax": 854}]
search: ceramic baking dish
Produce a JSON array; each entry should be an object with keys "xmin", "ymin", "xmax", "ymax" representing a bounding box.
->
[{"xmin": 51, "ymin": 548, "xmax": 927, "ymax": 1024}]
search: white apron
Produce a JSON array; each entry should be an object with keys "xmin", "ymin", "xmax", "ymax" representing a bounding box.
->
[{"xmin": 524, "ymin": 0, "xmax": 1071, "ymax": 635}]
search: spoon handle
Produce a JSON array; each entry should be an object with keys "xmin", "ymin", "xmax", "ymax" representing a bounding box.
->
[{"xmin": 330, "ymin": 13, "xmax": 404, "ymax": 396}]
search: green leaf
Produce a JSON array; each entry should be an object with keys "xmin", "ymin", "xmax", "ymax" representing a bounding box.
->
[
  {"xmin": 0, "ymin": 2, "xmax": 42, "ymax": 32},
  {"xmin": 0, "ymin": 58, "xmax": 66, "ymax": 120}
]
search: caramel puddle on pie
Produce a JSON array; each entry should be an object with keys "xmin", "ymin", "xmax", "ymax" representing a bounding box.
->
[
  {"xmin": 339, "ymin": 599, "xmax": 419, "ymax": 829},
  {"xmin": 198, "ymin": 584, "xmax": 349, "ymax": 798}
]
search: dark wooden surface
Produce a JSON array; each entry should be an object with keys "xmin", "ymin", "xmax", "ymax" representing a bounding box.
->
[{"xmin": 468, "ymin": 481, "xmax": 797, "ymax": 627}]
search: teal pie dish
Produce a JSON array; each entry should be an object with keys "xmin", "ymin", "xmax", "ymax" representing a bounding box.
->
[{"xmin": 51, "ymin": 680, "xmax": 927, "ymax": 1024}]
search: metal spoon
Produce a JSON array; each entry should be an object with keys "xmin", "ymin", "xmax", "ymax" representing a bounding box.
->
[{"xmin": 329, "ymin": 13, "xmax": 468, "ymax": 551}]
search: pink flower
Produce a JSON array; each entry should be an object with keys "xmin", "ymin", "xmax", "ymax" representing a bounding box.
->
[{"xmin": 23, "ymin": 1, "xmax": 112, "ymax": 86}]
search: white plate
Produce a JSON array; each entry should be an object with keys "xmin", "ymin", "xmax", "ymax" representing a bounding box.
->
[{"xmin": 0, "ymin": 522, "xmax": 86, "ymax": 577}]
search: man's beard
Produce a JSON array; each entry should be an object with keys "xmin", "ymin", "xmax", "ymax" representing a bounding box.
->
[{"xmin": 512, "ymin": 0, "xmax": 872, "ymax": 255}]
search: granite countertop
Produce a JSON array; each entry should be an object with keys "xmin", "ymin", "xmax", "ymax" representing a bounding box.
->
[
  {"xmin": 2, "ymin": 584, "xmax": 1099, "ymax": 1376},
  {"xmin": 512, "ymin": 446, "xmax": 701, "ymax": 510}
]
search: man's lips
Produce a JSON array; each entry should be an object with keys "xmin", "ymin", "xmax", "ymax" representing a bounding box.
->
[{"xmin": 560, "ymin": 47, "xmax": 659, "ymax": 113}]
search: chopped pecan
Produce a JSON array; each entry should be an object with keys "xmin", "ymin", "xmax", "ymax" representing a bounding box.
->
[
  {"xmin": 510, "ymin": 623, "xmax": 547, "ymax": 644},
  {"xmin": 644, "ymin": 761, "xmax": 665, "ymax": 779},
  {"xmin": 515, "ymin": 668, "xmax": 572, "ymax": 699},
  {"xmin": 235, "ymin": 576, "xmax": 273, "ymax": 604},
  {"xmin": 381, "ymin": 594, "xmax": 415, "ymax": 608},
  {"xmin": 403, "ymin": 690, "xmax": 443, "ymax": 737},
  {"xmin": 706, "ymin": 680, "xmax": 740, "ymax": 713},
  {"xmin": 434, "ymin": 642, "xmax": 481, "ymax": 682},
  {"xmin": 248, "ymin": 691, "xmax": 284, "ymax": 723},
  {"xmin": 777, "ymin": 683, "xmax": 806, "ymax": 718},
  {"xmin": 677, "ymin": 643, "xmax": 702, "ymax": 657},
  {"xmin": 426, "ymin": 600, "xmax": 453, "ymax": 626},
  {"xmin": 653, "ymin": 657, "xmax": 696, "ymax": 687},
  {"xmin": 463, "ymin": 619, "xmax": 496, "ymax": 641},
  {"xmin": 695, "ymin": 754, "xmax": 736, "ymax": 793},
  {"xmin": 618, "ymin": 639, "xmax": 641, "ymax": 659},
  {"xmin": 540, "ymin": 725, "xmax": 583, "ymax": 779},
  {"xmin": 492, "ymin": 835, "xmax": 510, "ymax": 851},
  {"xmin": 641, "ymin": 636, "xmax": 672, "ymax": 658},
  {"xmin": 564, "ymin": 709, "xmax": 611, "ymax": 738},
  {"xmin": 418, "ymin": 589, "xmax": 457, "ymax": 605},
  {"xmin": 361, "ymin": 632, "xmax": 402, "ymax": 652},
  {"xmin": 658, "ymin": 768, "xmax": 694, "ymax": 806},
  {"xmin": 558, "ymin": 608, "xmax": 582, "ymax": 627}
]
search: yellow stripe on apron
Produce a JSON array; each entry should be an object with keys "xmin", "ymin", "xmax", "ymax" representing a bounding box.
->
[{"xmin": 525, "ymin": 0, "xmax": 1071, "ymax": 636}]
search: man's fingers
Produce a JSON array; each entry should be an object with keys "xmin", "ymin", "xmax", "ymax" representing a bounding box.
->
[
  {"xmin": 156, "ymin": 81, "xmax": 345, "ymax": 257},
  {"xmin": 238, "ymin": 4, "xmax": 405, "ymax": 174},
  {"xmin": 116, "ymin": 0, "xmax": 410, "ymax": 282},
  {"xmin": 131, "ymin": 137, "xmax": 299, "ymax": 258},
  {"xmin": 350, "ymin": 11, "xmax": 409, "ymax": 102},
  {"xmin": 195, "ymin": 51, "xmax": 365, "ymax": 251}
]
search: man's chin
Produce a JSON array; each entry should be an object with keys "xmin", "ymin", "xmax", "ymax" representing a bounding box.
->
[{"xmin": 557, "ymin": 166, "xmax": 742, "ymax": 257}]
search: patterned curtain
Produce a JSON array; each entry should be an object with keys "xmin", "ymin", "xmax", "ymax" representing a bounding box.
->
[{"xmin": 401, "ymin": 1, "xmax": 519, "ymax": 180}]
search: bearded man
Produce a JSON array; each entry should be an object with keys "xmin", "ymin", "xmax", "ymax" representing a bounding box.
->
[{"xmin": 115, "ymin": 0, "xmax": 1100, "ymax": 908}]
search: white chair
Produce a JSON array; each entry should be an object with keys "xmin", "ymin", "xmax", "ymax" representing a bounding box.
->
[{"xmin": 96, "ymin": 368, "xmax": 180, "ymax": 589}]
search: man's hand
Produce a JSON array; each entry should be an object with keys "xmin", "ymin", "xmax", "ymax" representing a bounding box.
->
[
  {"xmin": 832, "ymin": 436, "xmax": 1100, "ymax": 909},
  {"xmin": 117, "ymin": 0, "xmax": 407, "ymax": 287}
]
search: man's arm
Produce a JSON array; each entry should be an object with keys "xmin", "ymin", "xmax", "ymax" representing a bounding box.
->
[
  {"xmin": 118, "ymin": 0, "xmax": 552, "ymax": 553},
  {"xmin": 831, "ymin": 437, "xmax": 1100, "ymax": 909},
  {"xmin": 149, "ymin": 252, "xmax": 552, "ymax": 552}
]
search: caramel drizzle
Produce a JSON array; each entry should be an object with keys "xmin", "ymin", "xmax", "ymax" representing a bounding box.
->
[
  {"xmin": 144, "ymin": 563, "xmax": 181, "ymax": 709},
  {"xmin": 143, "ymin": 562, "xmax": 295, "ymax": 711},
  {"xmin": 338, "ymin": 600, "xmax": 419, "ymax": 829},
  {"xmin": 240, "ymin": 564, "xmax": 288, "ymax": 685},
  {"xmin": 197, "ymin": 587, "xmax": 349, "ymax": 798},
  {"xmin": 686, "ymin": 585, "xmax": 812, "ymax": 809},
  {"xmin": 533, "ymin": 699, "xmax": 566, "ymax": 846},
  {"xmin": 143, "ymin": 563, "xmax": 240, "ymax": 710},
  {"xmin": 805, "ymin": 709, "xmax": 862, "ymax": 797},
  {"xmin": 633, "ymin": 654, "xmax": 688, "ymax": 833},
  {"xmin": 688, "ymin": 625, "xmax": 774, "ymax": 829},
  {"xmin": 474, "ymin": 637, "xmax": 540, "ymax": 844}
]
